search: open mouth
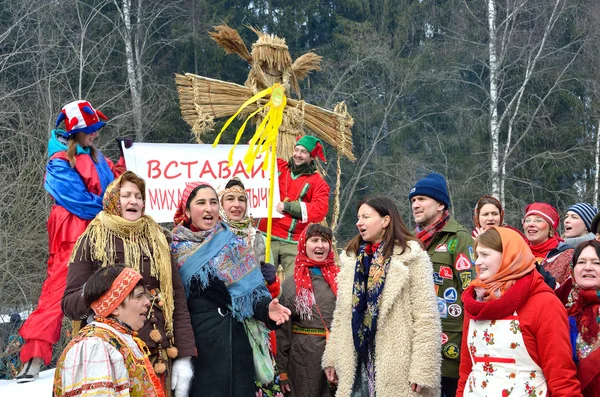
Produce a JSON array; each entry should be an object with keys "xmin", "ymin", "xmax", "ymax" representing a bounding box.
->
[
  {"xmin": 203, "ymin": 215, "xmax": 214, "ymax": 221},
  {"xmin": 125, "ymin": 208, "xmax": 138, "ymax": 213},
  {"xmin": 582, "ymin": 274, "xmax": 596, "ymax": 279}
]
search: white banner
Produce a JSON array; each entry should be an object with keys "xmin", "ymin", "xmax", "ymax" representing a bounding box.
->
[{"xmin": 122, "ymin": 143, "xmax": 281, "ymax": 223}]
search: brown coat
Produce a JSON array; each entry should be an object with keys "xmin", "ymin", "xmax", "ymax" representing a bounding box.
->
[
  {"xmin": 276, "ymin": 272, "xmax": 336, "ymax": 397},
  {"xmin": 62, "ymin": 234, "xmax": 196, "ymax": 359}
]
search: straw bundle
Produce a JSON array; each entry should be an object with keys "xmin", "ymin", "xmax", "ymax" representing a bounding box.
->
[
  {"xmin": 248, "ymin": 26, "xmax": 293, "ymax": 72},
  {"xmin": 290, "ymin": 52, "xmax": 322, "ymax": 97},
  {"xmin": 209, "ymin": 24, "xmax": 252, "ymax": 63},
  {"xmin": 175, "ymin": 73, "xmax": 355, "ymax": 161}
]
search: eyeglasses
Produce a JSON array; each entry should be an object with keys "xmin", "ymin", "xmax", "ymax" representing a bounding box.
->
[{"xmin": 522, "ymin": 218, "xmax": 546, "ymax": 225}]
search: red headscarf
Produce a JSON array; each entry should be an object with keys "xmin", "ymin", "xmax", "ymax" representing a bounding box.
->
[
  {"xmin": 523, "ymin": 202, "xmax": 562, "ymax": 260},
  {"xmin": 173, "ymin": 181, "xmax": 214, "ymax": 225},
  {"xmin": 293, "ymin": 226, "xmax": 339, "ymax": 320},
  {"xmin": 470, "ymin": 226, "xmax": 536, "ymax": 301}
]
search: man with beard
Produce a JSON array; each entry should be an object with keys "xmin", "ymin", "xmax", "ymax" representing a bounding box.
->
[
  {"xmin": 409, "ymin": 172, "xmax": 474, "ymax": 397},
  {"xmin": 258, "ymin": 136, "xmax": 330, "ymax": 279}
]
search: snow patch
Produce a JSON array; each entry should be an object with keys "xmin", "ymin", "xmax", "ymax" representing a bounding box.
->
[{"xmin": 0, "ymin": 368, "xmax": 54, "ymax": 396}]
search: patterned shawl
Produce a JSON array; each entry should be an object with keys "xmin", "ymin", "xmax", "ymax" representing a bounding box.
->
[
  {"xmin": 351, "ymin": 242, "xmax": 391, "ymax": 396},
  {"xmin": 293, "ymin": 227, "xmax": 339, "ymax": 320},
  {"xmin": 171, "ymin": 222, "xmax": 270, "ymax": 321}
]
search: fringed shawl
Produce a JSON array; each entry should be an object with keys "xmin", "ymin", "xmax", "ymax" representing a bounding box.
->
[
  {"xmin": 171, "ymin": 222, "xmax": 270, "ymax": 321},
  {"xmin": 69, "ymin": 213, "xmax": 174, "ymax": 336}
]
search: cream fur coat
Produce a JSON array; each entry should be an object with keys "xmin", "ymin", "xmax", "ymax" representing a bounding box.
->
[{"xmin": 322, "ymin": 240, "xmax": 442, "ymax": 397}]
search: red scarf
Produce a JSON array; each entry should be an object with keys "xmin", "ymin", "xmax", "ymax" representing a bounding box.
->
[
  {"xmin": 568, "ymin": 289, "xmax": 600, "ymax": 345},
  {"xmin": 527, "ymin": 234, "xmax": 560, "ymax": 262},
  {"xmin": 293, "ymin": 228, "xmax": 339, "ymax": 320},
  {"xmin": 416, "ymin": 210, "xmax": 450, "ymax": 249},
  {"xmin": 463, "ymin": 272, "xmax": 534, "ymax": 320}
]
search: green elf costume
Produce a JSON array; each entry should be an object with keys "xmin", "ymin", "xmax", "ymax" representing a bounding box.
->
[
  {"xmin": 409, "ymin": 172, "xmax": 475, "ymax": 395},
  {"xmin": 258, "ymin": 136, "xmax": 330, "ymax": 278}
]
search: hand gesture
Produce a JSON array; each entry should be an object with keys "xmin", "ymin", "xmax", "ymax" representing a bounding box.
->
[{"xmin": 268, "ymin": 298, "xmax": 291, "ymax": 325}]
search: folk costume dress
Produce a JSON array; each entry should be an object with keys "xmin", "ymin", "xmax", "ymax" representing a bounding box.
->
[
  {"xmin": 565, "ymin": 280, "xmax": 600, "ymax": 396},
  {"xmin": 457, "ymin": 227, "xmax": 581, "ymax": 397},
  {"xmin": 54, "ymin": 317, "xmax": 164, "ymax": 397},
  {"xmin": 322, "ymin": 240, "xmax": 442, "ymax": 397},
  {"xmin": 62, "ymin": 174, "xmax": 196, "ymax": 394},
  {"xmin": 276, "ymin": 228, "xmax": 339, "ymax": 397},
  {"xmin": 170, "ymin": 182, "xmax": 279, "ymax": 397},
  {"xmin": 19, "ymin": 128, "xmax": 123, "ymax": 366}
]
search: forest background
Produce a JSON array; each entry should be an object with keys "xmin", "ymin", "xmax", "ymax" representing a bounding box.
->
[{"xmin": 2, "ymin": 0, "xmax": 600, "ymax": 374}]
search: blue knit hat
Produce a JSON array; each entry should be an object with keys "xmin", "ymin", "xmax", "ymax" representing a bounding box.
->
[
  {"xmin": 408, "ymin": 172, "xmax": 450, "ymax": 208},
  {"xmin": 567, "ymin": 203, "xmax": 598, "ymax": 232}
]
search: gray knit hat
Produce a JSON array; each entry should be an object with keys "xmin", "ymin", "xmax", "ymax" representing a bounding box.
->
[{"xmin": 567, "ymin": 203, "xmax": 598, "ymax": 232}]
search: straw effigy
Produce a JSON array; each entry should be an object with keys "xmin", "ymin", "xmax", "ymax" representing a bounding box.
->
[
  {"xmin": 175, "ymin": 24, "xmax": 355, "ymax": 162},
  {"xmin": 175, "ymin": 73, "xmax": 355, "ymax": 161}
]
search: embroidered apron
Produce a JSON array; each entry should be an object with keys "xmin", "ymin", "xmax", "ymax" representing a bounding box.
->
[{"xmin": 465, "ymin": 313, "xmax": 548, "ymax": 396}]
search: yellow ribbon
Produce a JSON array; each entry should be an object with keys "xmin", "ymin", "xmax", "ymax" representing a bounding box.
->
[{"xmin": 212, "ymin": 83, "xmax": 287, "ymax": 262}]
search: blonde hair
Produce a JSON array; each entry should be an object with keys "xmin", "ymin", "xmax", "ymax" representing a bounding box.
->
[{"xmin": 66, "ymin": 135, "xmax": 98, "ymax": 167}]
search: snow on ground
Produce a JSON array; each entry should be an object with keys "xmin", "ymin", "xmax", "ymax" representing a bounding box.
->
[{"xmin": 0, "ymin": 369, "xmax": 54, "ymax": 396}]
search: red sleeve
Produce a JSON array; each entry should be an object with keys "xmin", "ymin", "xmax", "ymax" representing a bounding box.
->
[
  {"xmin": 304, "ymin": 175, "xmax": 330, "ymax": 223},
  {"xmin": 456, "ymin": 315, "xmax": 472, "ymax": 396},
  {"xmin": 267, "ymin": 276, "xmax": 281, "ymax": 298},
  {"xmin": 276, "ymin": 157, "xmax": 288, "ymax": 170},
  {"xmin": 521, "ymin": 288, "xmax": 582, "ymax": 396},
  {"xmin": 105, "ymin": 156, "xmax": 126, "ymax": 178}
]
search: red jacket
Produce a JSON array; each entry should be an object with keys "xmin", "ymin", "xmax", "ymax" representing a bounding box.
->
[
  {"xmin": 258, "ymin": 158, "xmax": 330, "ymax": 242},
  {"xmin": 457, "ymin": 271, "xmax": 582, "ymax": 396}
]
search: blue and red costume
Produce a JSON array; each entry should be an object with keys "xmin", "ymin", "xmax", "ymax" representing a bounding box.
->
[{"xmin": 19, "ymin": 129, "xmax": 124, "ymax": 365}]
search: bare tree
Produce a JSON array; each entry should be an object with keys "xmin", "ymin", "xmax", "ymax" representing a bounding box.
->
[{"xmin": 111, "ymin": 0, "xmax": 182, "ymax": 141}]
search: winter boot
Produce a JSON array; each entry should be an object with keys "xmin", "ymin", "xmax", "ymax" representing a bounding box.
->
[{"xmin": 15, "ymin": 357, "xmax": 43, "ymax": 383}]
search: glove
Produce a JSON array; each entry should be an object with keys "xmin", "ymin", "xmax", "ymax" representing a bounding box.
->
[
  {"xmin": 171, "ymin": 357, "xmax": 194, "ymax": 397},
  {"xmin": 260, "ymin": 261, "xmax": 277, "ymax": 284},
  {"xmin": 115, "ymin": 137, "xmax": 134, "ymax": 157}
]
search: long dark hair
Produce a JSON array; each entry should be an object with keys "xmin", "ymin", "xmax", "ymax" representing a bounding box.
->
[{"xmin": 345, "ymin": 195, "xmax": 420, "ymax": 258}]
